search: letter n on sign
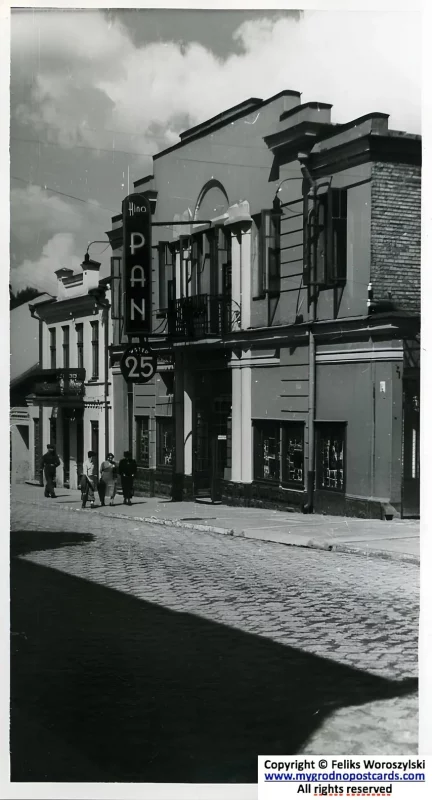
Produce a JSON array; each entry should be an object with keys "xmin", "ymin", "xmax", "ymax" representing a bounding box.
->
[{"xmin": 122, "ymin": 193, "xmax": 152, "ymax": 335}]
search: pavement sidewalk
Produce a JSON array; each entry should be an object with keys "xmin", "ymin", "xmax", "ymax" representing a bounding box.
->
[{"xmin": 11, "ymin": 483, "xmax": 420, "ymax": 565}]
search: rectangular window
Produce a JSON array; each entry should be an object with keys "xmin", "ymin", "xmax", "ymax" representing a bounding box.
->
[
  {"xmin": 156, "ymin": 417, "xmax": 174, "ymax": 468},
  {"xmin": 328, "ymin": 188, "xmax": 347, "ymax": 283},
  {"xmin": 316, "ymin": 423, "xmax": 346, "ymax": 492},
  {"xmin": 179, "ymin": 236, "xmax": 191, "ymax": 299},
  {"xmin": 258, "ymin": 210, "xmax": 281, "ymax": 297},
  {"xmin": 253, "ymin": 421, "xmax": 280, "ymax": 482},
  {"xmin": 190, "ymin": 235, "xmax": 203, "ymax": 297},
  {"xmin": 281, "ymin": 423, "xmax": 305, "ymax": 486},
  {"xmin": 110, "ymin": 257, "xmax": 122, "ymax": 320},
  {"xmin": 76, "ymin": 323, "xmax": 84, "ymax": 369},
  {"xmin": 90, "ymin": 321, "xmax": 99, "ymax": 379},
  {"xmin": 304, "ymin": 187, "xmax": 347, "ymax": 286},
  {"xmin": 62, "ymin": 325, "xmax": 70, "ymax": 369},
  {"xmin": 49, "ymin": 328, "xmax": 56, "ymax": 369},
  {"xmin": 136, "ymin": 417, "xmax": 150, "ymax": 468},
  {"xmin": 158, "ymin": 243, "xmax": 174, "ymax": 311}
]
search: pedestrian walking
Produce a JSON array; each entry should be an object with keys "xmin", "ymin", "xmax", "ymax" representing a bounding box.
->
[
  {"xmin": 81, "ymin": 450, "xmax": 97, "ymax": 509},
  {"xmin": 98, "ymin": 453, "xmax": 117, "ymax": 506},
  {"xmin": 41, "ymin": 444, "xmax": 60, "ymax": 498},
  {"xmin": 118, "ymin": 450, "xmax": 137, "ymax": 506}
]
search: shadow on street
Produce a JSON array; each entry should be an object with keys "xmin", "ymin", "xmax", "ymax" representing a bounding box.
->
[{"xmin": 10, "ymin": 529, "xmax": 418, "ymax": 783}]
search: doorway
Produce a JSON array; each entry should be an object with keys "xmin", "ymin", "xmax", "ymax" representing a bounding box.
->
[
  {"xmin": 91, "ymin": 420, "xmax": 99, "ymax": 470},
  {"xmin": 62, "ymin": 412, "xmax": 71, "ymax": 487},
  {"xmin": 402, "ymin": 378, "xmax": 420, "ymax": 518},
  {"xmin": 33, "ymin": 417, "xmax": 42, "ymax": 484},
  {"xmin": 193, "ymin": 395, "xmax": 231, "ymax": 502}
]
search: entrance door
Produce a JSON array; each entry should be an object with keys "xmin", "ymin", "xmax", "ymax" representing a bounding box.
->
[
  {"xmin": 211, "ymin": 397, "xmax": 231, "ymax": 501},
  {"xmin": 33, "ymin": 418, "xmax": 42, "ymax": 484},
  {"xmin": 402, "ymin": 379, "xmax": 420, "ymax": 518},
  {"xmin": 76, "ymin": 412, "xmax": 84, "ymax": 482},
  {"xmin": 193, "ymin": 396, "xmax": 231, "ymax": 502},
  {"xmin": 193, "ymin": 407, "xmax": 210, "ymax": 498}
]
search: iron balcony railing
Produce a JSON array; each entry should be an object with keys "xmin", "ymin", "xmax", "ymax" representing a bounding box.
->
[
  {"xmin": 32, "ymin": 368, "xmax": 86, "ymax": 398},
  {"xmin": 168, "ymin": 294, "xmax": 233, "ymax": 338}
]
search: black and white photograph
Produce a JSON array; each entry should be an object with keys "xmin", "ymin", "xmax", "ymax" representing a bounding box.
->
[{"xmin": 6, "ymin": 1, "xmax": 428, "ymax": 795}]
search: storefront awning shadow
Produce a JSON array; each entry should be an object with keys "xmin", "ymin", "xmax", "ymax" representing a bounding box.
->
[{"xmin": 11, "ymin": 531, "xmax": 418, "ymax": 783}]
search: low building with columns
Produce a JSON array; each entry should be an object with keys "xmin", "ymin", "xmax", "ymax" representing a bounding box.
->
[{"xmin": 108, "ymin": 90, "xmax": 420, "ymax": 519}]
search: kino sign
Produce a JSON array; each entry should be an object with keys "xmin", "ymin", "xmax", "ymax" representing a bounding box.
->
[{"xmin": 122, "ymin": 193, "xmax": 152, "ymax": 336}]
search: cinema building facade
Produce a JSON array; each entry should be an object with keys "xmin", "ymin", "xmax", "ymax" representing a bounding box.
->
[{"xmin": 108, "ymin": 90, "xmax": 420, "ymax": 519}]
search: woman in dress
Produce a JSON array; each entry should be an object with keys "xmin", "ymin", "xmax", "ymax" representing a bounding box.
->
[{"xmin": 99, "ymin": 453, "xmax": 117, "ymax": 506}]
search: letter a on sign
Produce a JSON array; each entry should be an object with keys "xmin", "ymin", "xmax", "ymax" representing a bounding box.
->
[{"xmin": 122, "ymin": 193, "xmax": 152, "ymax": 335}]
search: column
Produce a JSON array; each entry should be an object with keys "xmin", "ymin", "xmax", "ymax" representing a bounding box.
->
[
  {"xmin": 241, "ymin": 351, "xmax": 252, "ymax": 483},
  {"xmin": 174, "ymin": 356, "xmax": 184, "ymax": 475},
  {"xmin": 69, "ymin": 417, "xmax": 77, "ymax": 489},
  {"xmin": 230, "ymin": 354, "xmax": 242, "ymax": 482},
  {"xmin": 183, "ymin": 368, "xmax": 194, "ymax": 476},
  {"xmin": 240, "ymin": 225, "xmax": 252, "ymax": 330},
  {"xmin": 231, "ymin": 231, "xmax": 241, "ymax": 332}
]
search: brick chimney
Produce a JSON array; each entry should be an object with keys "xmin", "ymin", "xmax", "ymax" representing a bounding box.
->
[{"xmin": 81, "ymin": 254, "xmax": 101, "ymax": 293}]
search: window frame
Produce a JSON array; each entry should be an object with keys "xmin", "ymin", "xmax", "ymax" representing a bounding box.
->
[
  {"xmin": 90, "ymin": 320, "xmax": 99, "ymax": 380},
  {"xmin": 49, "ymin": 327, "xmax": 56, "ymax": 369},
  {"xmin": 76, "ymin": 323, "xmax": 84, "ymax": 370},
  {"xmin": 156, "ymin": 416, "xmax": 175, "ymax": 470},
  {"xmin": 135, "ymin": 416, "xmax": 150, "ymax": 468},
  {"xmin": 281, "ymin": 422, "xmax": 305, "ymax": 488},
  {"xmin": 253, "ymin": 210, "xmax": 282, "ymax": 299},
  {"xmin": 315, "ymin": 421, "xmax": 347, "ymax": 494},
  {"xmin": 158, "ymin": 242, "xmax": 175, "ymax": 313},
  {"xmin": 253, "ymin": 420, "xmax": 281, "ymax": 484},
  {"xmin": 110, "ymin": 257, "xmax": 122, "ymax": 320},
  {"xmin": 303, "ymin": 187, "xmax": 347, "ymax": 287},
  {"xmin": 62, "ymin": 325, "xmax": 70, "ymax": 369}
]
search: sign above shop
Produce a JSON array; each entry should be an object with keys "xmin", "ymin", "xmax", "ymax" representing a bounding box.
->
[
  {"xmin": 122, "ymin": 193, "xmax": 152, "ymax": 336},
  {"xmin": 120, "ymin": 344, "xmax": 157, "ymax": 384}
]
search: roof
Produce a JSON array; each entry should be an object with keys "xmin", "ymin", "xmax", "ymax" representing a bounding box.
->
[{"xmin": 153, "ymin": 89, "xmax": 301, "ymax": 161}]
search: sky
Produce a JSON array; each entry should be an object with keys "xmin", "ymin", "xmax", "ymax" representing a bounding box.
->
[{"xmin": 10, "ymin": 7, "xmax": 421, "ymax": 295}]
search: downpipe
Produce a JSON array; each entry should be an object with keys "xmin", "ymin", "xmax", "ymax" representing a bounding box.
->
[{"xmin": 303, "ymin": 329, "xmax": 316, "ymax": 514}]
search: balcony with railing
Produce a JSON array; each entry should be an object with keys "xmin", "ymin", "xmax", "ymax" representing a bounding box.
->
[
  {"xmin": 167, "ymin": 294, "xmax": 235, "ymax": 339},
  {"xmin": 31, "ymin": 368, "xmax": 86, "ymax": 401}
]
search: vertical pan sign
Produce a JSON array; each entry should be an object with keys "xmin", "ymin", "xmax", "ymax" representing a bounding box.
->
[{"xmin": 122, "ymin": 193, "xmax": 152, "ymax": 336}]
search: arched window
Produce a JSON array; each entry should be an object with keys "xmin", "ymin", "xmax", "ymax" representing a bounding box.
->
[{"xmin": 194, "ymin": 180, "xmax": 229, "ymax": 222}]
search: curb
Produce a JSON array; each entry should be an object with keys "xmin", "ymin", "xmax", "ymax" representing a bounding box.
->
[
  {"xmin": 305, "ymin": 537, "xmax": 420, "ymax": 565},
  {"xmin": 12, "ymin": 499, "xmax": 236, "ymax": 537},
  {"xmin": 12, "ymin": 497, "xmax": 419, "ymax": 565}
]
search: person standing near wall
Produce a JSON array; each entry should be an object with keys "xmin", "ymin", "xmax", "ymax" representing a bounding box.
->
[
  {"xmin": 41, "ymin": 444, "xmax": 60, "ymax": 498},
  {"xmin": 81, "ymin": 450, "xmax": 97, "ymax": 509},
  {"xmin": 118, "ymin": 450, "xmax": 137, "ymax": 506}
]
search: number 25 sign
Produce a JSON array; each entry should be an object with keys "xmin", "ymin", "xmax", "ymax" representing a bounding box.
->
[{"xmin": 120, "ymin": 344, "xmax": 157, "ymax": 384}]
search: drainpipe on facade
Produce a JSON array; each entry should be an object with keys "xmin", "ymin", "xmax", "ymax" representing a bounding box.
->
[
  {"xmin": 305, "ymin": 331, "xmax": 316, "ymax": 513},
  {"xmin": 103, "ymin": 304, "xmax": 110, "ymax": 457},
  {"xmin": 299, "ymin": 153, "xmax": 318, "ymax": 514},
  {"xmin": 89, "ymin": 288, "xmax": 110, "ymax": 456}
]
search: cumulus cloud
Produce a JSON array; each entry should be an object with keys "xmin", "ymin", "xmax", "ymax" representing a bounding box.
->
[
  {"xmin": 11, "ymin": 185, "xmax": 83, "ymax": 244},
  {"xmin": 11, "ymin": 9, "xmax": 421, "ymax": 158},
  {"xmin": 10, "ymin": 233, "xmax": 82, "ymax": 295}
]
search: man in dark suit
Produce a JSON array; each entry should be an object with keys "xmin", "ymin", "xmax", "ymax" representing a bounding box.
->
[
  {"xmin": 118, "ymin": 451, "xmax": 137, "ymax": 506},
  {"xmin": 41, "ymin": 444, "xmax": 60, "ymax": 498}
]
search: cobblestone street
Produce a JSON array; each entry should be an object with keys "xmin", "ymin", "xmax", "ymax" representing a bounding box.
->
[{"xmin": 10, "ymin": 499, "xmax": 419, "ymax": 783}]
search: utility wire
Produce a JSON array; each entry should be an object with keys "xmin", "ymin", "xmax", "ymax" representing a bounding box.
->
[
  {"xmin": 11, "ymin": 175, "xmax": 116, "ymax": 214},
  {"xmin": 11, "ymin": 136, "xmax": 154, "ymax": 159}
]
